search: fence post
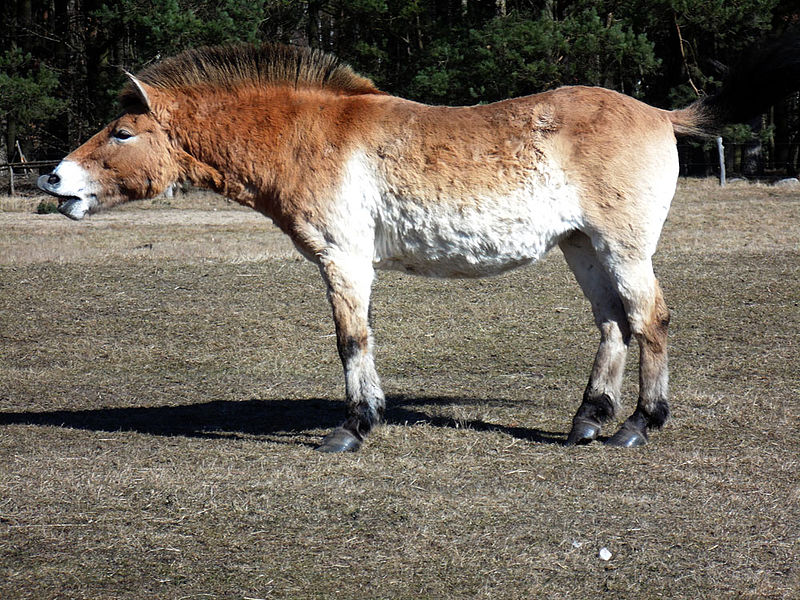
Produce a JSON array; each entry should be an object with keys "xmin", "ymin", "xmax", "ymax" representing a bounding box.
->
[
  {"xmin": 716, "ymin": 136, "xmax": 726, "ymax": 187},
  {"xmin": 2, "ymin": 160, "xmax": 60, "ymax": 196}
]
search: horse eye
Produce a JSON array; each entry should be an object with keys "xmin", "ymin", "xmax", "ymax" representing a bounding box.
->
[{"xmin": 113, "ymin": 129, "xmax": 134, "ymax": 141}]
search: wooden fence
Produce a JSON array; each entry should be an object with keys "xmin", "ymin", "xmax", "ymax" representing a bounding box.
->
[{"xmin": 0, "ymin": 160, "xmax": 60, "ymax": 195}]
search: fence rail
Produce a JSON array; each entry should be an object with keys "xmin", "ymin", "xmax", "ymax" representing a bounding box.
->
[{"xmin": 0, "ymin": 160, "xmax": 60, "ymax": 195}]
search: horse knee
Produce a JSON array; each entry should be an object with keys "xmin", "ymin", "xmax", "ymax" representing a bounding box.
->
[
  {"xmin": 651, "ymin": 288, "xmax": 670, "ymax": 335},
  {"xmin": 642, "ymin": 294, "xmax": 670, "ymax": 354}
]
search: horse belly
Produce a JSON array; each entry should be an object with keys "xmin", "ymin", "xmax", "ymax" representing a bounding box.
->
[{"xmin": 373, "ymin": 184, "xmax": 583, "ymax": 278}]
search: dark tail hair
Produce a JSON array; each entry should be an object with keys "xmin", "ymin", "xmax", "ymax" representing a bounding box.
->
[{"xmin": 670, "ymin": 28, "xmax": 800, "ymax": 136}]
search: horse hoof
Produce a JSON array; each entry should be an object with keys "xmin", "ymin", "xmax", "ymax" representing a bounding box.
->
[
  {"xmin": 566, "ymin": 419, "xmax": 601, "ymax": 446},
  {"xmin": 315, "ymin": 427, "xmax": 362, "ymax": 453},
  {"xmin": 605, "ymin": 427, "xmax": 647, "ymax": 448}
]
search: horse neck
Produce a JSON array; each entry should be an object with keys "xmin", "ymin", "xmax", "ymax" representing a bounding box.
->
[{"xmin": 170, "ymin": 85, "xmax": 380, "ymax": 215}]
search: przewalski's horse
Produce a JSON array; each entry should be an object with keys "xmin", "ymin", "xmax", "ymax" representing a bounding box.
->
[{"xmin": 39, "ymin": 37, "xmax": 800, "ymax": 452}]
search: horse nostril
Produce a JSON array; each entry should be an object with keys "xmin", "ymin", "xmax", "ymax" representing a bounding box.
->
[{"xmin": 47, "ymin": 173, "xmax": 61, "ymax": 186}]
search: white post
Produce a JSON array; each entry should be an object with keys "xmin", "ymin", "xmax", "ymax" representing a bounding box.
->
[{"xmin": 717, "ymin": 136, "xmax": 726, "ymax": 187}]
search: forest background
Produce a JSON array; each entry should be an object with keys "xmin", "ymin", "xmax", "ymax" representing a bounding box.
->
[{"xmin": 1, "ymin": 0, "xmax": 799, "ymax": 177}]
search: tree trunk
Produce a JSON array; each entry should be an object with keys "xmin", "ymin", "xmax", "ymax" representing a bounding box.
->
[
  {"xmin": 773, "ymin": 96, "xmax": 793, "ymax": 174},
  {"xmin": 5, "ymin": 118, "xmax": 18, "ymax": 164},
  {"xmin": 306, "ymin": 1, "xmax": 321, "ymax": 46},
  {"xmin": 17, "ymin": 0, "xmax": 32, "ymax": 51},
  {"xmin": 742, "ymin": 115, "xmax": 764, "ymax": 177},
  {"xmin": 5, "ymin": 0, "xmax": 29, "ymax": 160}
]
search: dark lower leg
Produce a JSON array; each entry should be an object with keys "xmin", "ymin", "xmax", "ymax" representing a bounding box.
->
[
  {"xmin": 339, "ymin": 334, "xmax": 384, "ymax": 435},
  {"xmin": 566, "ymin": 320, "xmax": 629, "ymax": 445},
  {"xmin": 341, "ymin": 404, "xmax": 384, "ymax": 440},
  {"xmin": 317, "ymin": 329, "xmax": 385, "ymax": 453},
  {"xmin": 605, "ymin": 397, "xmax": 670, "ymax": 447},
  {"xmin": 566, "ymin": 390, "xmax": 616, "ymax": 445},
  {"xmin": 607, "ymin": 293, "xmax": 670, "ymax": 447},
  {"xmin": 318, "ymin": 396, "xmax": 383, "ymax": 453}
]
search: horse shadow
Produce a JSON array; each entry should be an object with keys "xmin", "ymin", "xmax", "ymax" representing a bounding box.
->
[{"xmin": 0, "ymin": 395, "xmax": 566, "ymax": 447}]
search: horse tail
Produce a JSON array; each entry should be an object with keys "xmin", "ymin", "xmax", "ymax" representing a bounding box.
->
[{"xmin": 669, "ymin": 28, "xmax": 800, "ymax": 138}]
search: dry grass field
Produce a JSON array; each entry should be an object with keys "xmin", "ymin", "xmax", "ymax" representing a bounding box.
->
[{"xmin": 0, "ymin": 180, "xmax": 798, "ymax": 599}]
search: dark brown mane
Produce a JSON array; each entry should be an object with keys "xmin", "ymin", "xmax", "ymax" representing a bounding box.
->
[{"xmin": 121, "ymin": 43, "xmax": 383, "ymax": 104}]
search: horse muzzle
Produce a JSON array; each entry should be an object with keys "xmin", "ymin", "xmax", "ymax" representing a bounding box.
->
[{"xmin": 37, "ymin": 160, "xmax": 99, "ymax": 221}]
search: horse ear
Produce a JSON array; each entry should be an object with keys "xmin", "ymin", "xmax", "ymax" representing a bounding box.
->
[{"xmin": 123, "ymin": 71, "xmax": 154, "ymax": 111}]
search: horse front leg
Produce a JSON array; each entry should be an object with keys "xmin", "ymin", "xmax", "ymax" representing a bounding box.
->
[{"xmin": 315, "ymin": 252, "xmax": 384, "ymax": 453}]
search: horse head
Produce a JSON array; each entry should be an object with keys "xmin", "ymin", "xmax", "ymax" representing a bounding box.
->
[{"xmin": 38, "ymin": 74, "xmax": 184, "ymax": 220}]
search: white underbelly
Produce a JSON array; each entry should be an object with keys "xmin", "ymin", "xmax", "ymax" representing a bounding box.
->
[{"xmin": 373, "ymin": 184, "xmax": 583, "ymax": 278}]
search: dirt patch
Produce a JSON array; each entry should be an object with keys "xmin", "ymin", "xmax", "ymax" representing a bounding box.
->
[
  {"xmin": 0, "ymin": 191, "xmax": 299, "ymax": 265},
  {"xmin": 0, "ymin": 180, "xmax": 798, "ymax": 599}
]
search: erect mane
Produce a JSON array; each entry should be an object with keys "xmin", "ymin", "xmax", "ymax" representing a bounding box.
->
[{"xmin": 121, "ymin": 43, "xmax": 383, "ymax": 104}]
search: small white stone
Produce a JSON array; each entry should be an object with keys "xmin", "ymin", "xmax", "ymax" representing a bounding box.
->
[{"xmin": 598, "ymin": 547, "xmax": 612, "ymax": 561}]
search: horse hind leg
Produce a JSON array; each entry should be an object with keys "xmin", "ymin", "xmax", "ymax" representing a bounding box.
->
[
  {"xmin": 560, "ymin": 233, "xmax": 632, "ymax": 445},
  {"xmin": 603, "ymin": 258, "xmax": 671, "ymax": 447},
  {"xmin": 315, "ymin": 253, "xmax": 384, "ymax": 453}
]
